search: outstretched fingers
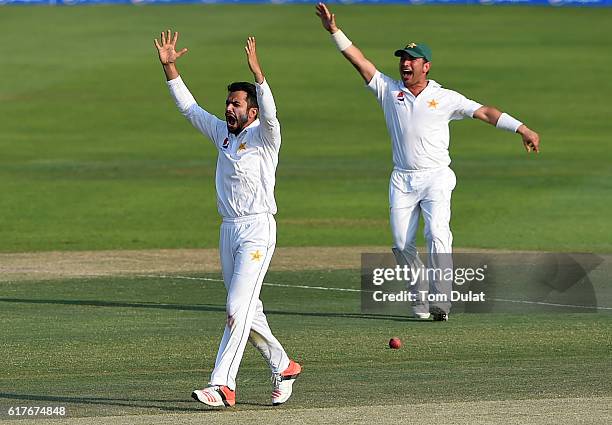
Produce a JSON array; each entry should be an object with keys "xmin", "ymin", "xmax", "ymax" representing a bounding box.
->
[
  {"xmin": 316, "ymin": 3, "xmax": 331, "ymax": 20},
  {"xmin": 245, "ymin": 36, "xmax": 256, "ymax": 59},
  {"xmin": 316, "ymin": 3, "xmax": 336, "ymax": 31},
  {"xmin": 154, "ymin": 28, "xmax": 188, "ymax": 64},
  {"xmin": 245, "ymin": 36, "xmax": 263, "ymax": 83},
  {"xmin": 316, "ymin": 2, "xmax": 327, "ymax": 17},
  {"xmin": 176, "ymin": 47, "xmax": 188, "ymax": 58},
  {"xmin": 246, "ymin": 36, "xmax": 256, "ymax": 53}
]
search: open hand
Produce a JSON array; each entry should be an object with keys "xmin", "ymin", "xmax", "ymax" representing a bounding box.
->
[
  {"xmin": 245, "ymin": 36, "xmax": 264, "ymax": 84},
  {"xmin": 154, "ymin": 29, "xmax": 188, "ymax": 65},
  {"xmin": 316, "ymin": 2, "xmax": 338, "ymax": 33}
]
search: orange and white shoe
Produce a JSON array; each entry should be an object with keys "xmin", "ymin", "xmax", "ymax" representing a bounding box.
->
[
  {"xmin": 271, "ymin": 360, "xmax": 301, "ymax": 406},
  {"xmin": 191, "ymin": 385, "xmax": 236, "ymax": 407}
]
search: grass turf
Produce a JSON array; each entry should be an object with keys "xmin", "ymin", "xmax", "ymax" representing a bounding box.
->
[
  {"xmin": 1, "ymin": 270, "xmax": 610, "ymax": 418},
  {"xmin": 0, "ymin": 5, "xmax": 611, "ymax": 253}
]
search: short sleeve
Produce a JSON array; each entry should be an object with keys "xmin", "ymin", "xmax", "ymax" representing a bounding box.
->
[
  {"xmin": 366, "ymin": 71, "xmax": 395, "ymax": 104},
  {"xmin": 450, "ymin": 92, "xmax": 483, "ymax": 121}
]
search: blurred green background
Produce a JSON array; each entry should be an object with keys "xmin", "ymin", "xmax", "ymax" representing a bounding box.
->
[{"xmin": 1, "ymin": 5, "xmax": 610, "ymax": 252}]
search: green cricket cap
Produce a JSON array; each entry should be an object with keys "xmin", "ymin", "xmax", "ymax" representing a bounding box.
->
[{"xmin": 394, "ymin": 43, "xmax": 432, "ymax": 62}]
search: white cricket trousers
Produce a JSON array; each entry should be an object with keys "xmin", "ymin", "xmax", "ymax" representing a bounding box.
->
[
  {"xmin": 209, "ymin": 213, "xmax": 289, "ymax": 390},
  {"xmin": 389, "ymin": 167, "xmax": 456, "ymax": 315}
]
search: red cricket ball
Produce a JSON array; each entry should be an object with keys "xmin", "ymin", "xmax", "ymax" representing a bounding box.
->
[{"xmin": 389, "ymin": 337, "xmax": 402, "ymax": 349}]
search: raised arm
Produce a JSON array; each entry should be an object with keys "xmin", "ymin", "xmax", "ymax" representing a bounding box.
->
[
  {"xmin": 245, "ymin": 36, "xmax": 264, "ymax": 84},
  {"xmin": 154, "ymin": 29, "xmax": 224, "ymax": 144},
  {"xmin": 245, "ymin": 37, "xmax": 280, "ymax": 146},
  {"xmin": 316, "ymin": 2, "xmax": 377, "ymax": 84},
  {"xmin": 473, "ymin": 105, "xmax": 541, "ymax": 153}
]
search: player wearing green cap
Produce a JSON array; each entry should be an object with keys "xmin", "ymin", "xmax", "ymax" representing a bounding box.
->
[{"xmin": 316, "ymin": 3, "xmax": 540, "ymax": 321}]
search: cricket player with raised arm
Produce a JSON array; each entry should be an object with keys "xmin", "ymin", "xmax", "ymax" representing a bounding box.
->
[
  {"xmin": 316, "ymin": 3, "xmax": 540, "ymax": 321},
  {"xmin": 154, "ymin": 30, "xmax": 301, "ymax": 407}
]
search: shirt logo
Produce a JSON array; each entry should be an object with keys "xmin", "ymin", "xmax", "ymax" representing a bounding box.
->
[
  {"xmin": 238, "ymin": 142, "xmax": 247, "ymax": 152},
  {"xmin": 427, "ymin": 99, "xmax": 439, "ymax": 109},
  {"xmin": 222, "ymin": 138, "xmax": 229, "ymax": 149},
  {"xmin": 396, "ymin": 92, "xmax": 404, "ymax": 102}
]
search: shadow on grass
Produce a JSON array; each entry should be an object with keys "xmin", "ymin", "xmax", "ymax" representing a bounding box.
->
[
  {"xmin": 0, "ymin": 297, "xmax": 427, "ymax": 322},
  {"xmin": 0, "ymin": 392, "xmax": 271, "ymax": 413}
]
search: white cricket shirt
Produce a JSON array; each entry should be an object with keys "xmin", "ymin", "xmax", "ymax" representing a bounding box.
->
[
  {"xmin": 167, "ymin": 76, "xmax": 280, "ymax": 218},
  {"xmin": 367, "ymin": 71, "xmax": 482, "ymax": 171}
]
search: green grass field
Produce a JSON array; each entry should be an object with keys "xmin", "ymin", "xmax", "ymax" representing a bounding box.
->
[
  {"xmin": 1, "ymin": 270, "xmax": 610, "ymax": 421},
  {"xmin": 1, "ymin": 4, "xmax": 611, "ymax": 253}
]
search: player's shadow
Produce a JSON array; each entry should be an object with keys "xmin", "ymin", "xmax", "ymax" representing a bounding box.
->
[
  {"xmin": 0, "ymin": 297, "xmax": 420, "ymax": 322},
  {"xmin": 0, "ymin": 392, "xmax": 270, "ymax": 412}
]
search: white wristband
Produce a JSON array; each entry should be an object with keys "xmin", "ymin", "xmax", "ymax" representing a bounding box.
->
[
  {"xmin": 496, "ymin": 112, "xmax": 523, "ymax": 133},
  {"xmin": 331, "ymin": 30, "xmax": 352, "ymax": 52}
]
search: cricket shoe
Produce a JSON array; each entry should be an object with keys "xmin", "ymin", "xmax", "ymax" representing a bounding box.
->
[
  {"xmin": 191, "ymin": 385, "xmax": 235, "ymax": 407},
  {"xmin": 413, "ymin": 312, "xmax": 431, "ymax": 320},
  {"xmin": 430, "ymin": 306, "xmax": 449, "ymax": 321},
  {"xmin": 271, "ymin": 359, "xmax": 301, "ymax": 406}
]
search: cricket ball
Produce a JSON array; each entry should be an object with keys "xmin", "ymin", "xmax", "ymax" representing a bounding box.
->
[{"xmin": 389, "ymin": 337, "xmax": 402, "ymax": 349}]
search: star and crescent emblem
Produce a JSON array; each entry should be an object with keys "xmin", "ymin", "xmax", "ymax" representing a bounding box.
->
[
  {"xmin": 428, "ymin": 99, "xmax": 439, "ymax": 109},
  {"xmin": 238, "ymin": 142, "xmax": 247, "ymax": 152},
  {"xmin": 405, "ymin": 42, "xmax": 417, "ymax": 48}
]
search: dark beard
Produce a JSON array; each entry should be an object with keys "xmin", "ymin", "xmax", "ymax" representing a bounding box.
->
[{"xmin": 229, "ymin": 113, "xmax": 249, "ymax": 135}]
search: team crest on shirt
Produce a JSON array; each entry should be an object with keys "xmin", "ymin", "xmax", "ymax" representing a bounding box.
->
[
  {"xmin": 428, "ymin": 99, "xmax": 439, "ymax": 109},
  {"xmin": 250, "ymin": 250, "xmax": 263, "ymax": 262},
  {"xmin": 222, "ymin": 137, "xmax": 229, "ymax": 149}
]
